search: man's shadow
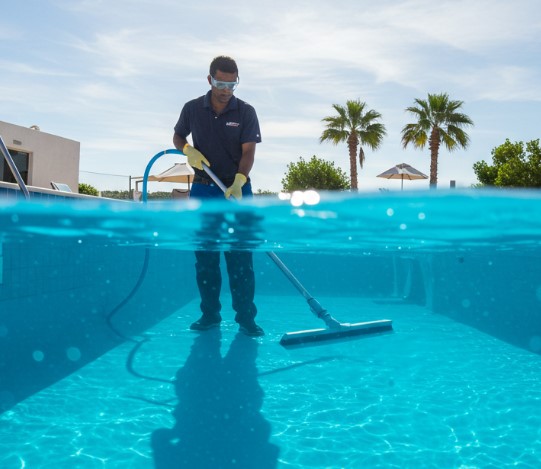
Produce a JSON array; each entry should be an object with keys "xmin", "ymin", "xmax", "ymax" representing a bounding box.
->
[{"xmin": 151, "ymin": 330, "xmax": 279, "ymax": 468}]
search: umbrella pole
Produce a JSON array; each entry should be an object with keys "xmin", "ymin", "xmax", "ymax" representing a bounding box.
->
[{"xmin": 401, "ymin": 176, "xmax": 404, "ymax": 191}]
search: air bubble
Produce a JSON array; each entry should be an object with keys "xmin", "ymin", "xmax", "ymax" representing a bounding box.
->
[
  {"xmin": 386, "ymin": 208, "xmax": 394, "ymax": 217},
  {"xmin": 66, "ymin": 347, "xmax": 81, "ymax": 361},
  {"xmin": 32, "ymin": 350, "xmax": 45, "ymax": 362}
]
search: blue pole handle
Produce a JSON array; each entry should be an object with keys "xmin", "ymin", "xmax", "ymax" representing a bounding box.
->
[{"xmin": 141, "ymin": 149, "xmax": 184, "ymax": 203}]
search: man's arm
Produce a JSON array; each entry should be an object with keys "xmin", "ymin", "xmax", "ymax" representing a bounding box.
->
[
  {"xmin": 173, "ymin": 133, "xmax": 188, "ymax": 152},
  {"xmin": 238, "ymin": 142, "xmax": 256, "ymax": 178},
  {"xmin": 175, "ymin": 133, "xmax": 210, "ymax": 170},
  {"xmin": 224, "ymin": 142, "xmax": 256, "ymax": 200}
]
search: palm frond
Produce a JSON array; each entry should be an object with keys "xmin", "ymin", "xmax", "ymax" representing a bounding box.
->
[
  {"xmin": 401, "ymin": 123, "xmax": 428, "ymax": 149},
  {"xmin": 320, "ymin": 128, "xmax": 349, "ymax": 145},
  {"xmin": 320, "ymin": 98, "xmax": 387, "ymax": 189}
]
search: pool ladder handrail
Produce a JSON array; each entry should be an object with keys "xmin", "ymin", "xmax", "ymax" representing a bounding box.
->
[{"xmin": 0, "ymin": 134, "xmax": 30, "ymax": 199}]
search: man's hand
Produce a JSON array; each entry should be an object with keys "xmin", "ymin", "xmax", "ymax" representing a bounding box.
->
[
  {"xmin": 225, "ymin": 173, "xmax": 247, "ymax": 200},
  {"xmin": 183, "ymin": 144, "xmax": 210, "ymax": 170}
]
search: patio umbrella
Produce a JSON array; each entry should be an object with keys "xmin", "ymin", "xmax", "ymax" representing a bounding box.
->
[
  {"xmin": 377, "ymin": 163, "xmax": 428, "ymax": 190},
  {"xmin": 133, "ymin": 162, "xmax": 194, "ymax": 191}
]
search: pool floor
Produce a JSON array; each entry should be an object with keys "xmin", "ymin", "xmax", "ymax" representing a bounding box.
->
[{"xmin": 1, "ymin": 295, "xmax": 541, "ymax": 468}]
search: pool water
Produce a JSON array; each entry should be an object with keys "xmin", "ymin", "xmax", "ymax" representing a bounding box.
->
[{"xmin": 1, "ymin": 190, "xmax": 541, "ymax": 467}]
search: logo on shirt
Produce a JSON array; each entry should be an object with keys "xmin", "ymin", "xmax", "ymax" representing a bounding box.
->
[{"xmin": 226, "ymin": 121, "xmax": 240, "ymax": 127}]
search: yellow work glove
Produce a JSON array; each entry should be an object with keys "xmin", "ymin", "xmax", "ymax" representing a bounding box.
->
[
  {"xmin": 183, "ymin": 144, "xmax": 210, "ymax": 170},
  {"xmin": 225, "ymin": 173, "xmax": 247, "ymax": 200}
]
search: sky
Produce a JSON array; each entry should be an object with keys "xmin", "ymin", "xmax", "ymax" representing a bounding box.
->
[{"xmin": 1, "ymin": 0, "xmax": 540, "ymax": 193}]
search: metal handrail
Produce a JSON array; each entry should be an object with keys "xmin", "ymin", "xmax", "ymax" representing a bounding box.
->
[{"xmin": 0, "ymin": 135, "xmax": 30, "ymax": 199}]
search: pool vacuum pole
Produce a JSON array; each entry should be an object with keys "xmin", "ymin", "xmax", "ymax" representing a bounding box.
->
[
  {"xmin": 201, "ymin": 163, "xmax": 393, "ymax": 346},
  {"xmin": 265, "ymin": 251, "xmax": 341, "ymax": 329}
]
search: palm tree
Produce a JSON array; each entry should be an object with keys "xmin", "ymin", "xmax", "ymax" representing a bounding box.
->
[
  {"xmin": 401, "ymin": 93, "xmax": 474, "ymax": 188},
  {"xmin": 320, "ymin": 99, "xmax": 386, "ymax": 190}
]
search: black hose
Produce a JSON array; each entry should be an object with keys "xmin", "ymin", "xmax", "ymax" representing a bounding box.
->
[
  {"xmin": 106, "ymin": 248, "xmax": 151, "ymax": 343},
  {"xmin": 104, "ymin": 248, "xmax": 173, "ymax": 384}
]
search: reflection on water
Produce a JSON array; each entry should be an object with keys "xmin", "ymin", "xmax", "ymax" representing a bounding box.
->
[{"xmin": 152, "ymin": 330, "xmax": 279, "ymax": 468}]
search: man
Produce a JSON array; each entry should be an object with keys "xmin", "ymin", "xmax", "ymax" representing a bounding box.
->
[{"xmin": 173, "ymin": 55, "xmax": 264, "ymax": 337}]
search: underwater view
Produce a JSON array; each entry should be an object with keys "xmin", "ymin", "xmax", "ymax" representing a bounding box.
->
[{"xmin": 1, "ymin": 189, "xmax": 541, "ymax": 468}]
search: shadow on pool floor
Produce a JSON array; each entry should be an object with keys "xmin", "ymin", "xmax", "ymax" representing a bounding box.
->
[{"xmin": 2, "ymin": 295, "xmax": 541, "ymax": 468}]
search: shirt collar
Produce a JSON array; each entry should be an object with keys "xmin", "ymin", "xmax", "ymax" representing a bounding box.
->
[{"xmin": 203, "ymin": 90, "xmax": 238, "ymax": 113}]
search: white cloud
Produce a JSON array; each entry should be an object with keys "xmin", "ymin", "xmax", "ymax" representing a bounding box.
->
[
  {"xmin": 0, "ymin": 60, "xmax": 75, "ymax": 77},
  {"xmin": 471, "ymin": 66, "xmax": 541, "ymax": 101},
  {"xmin": 2, "ymin": 0, "xmax": 540, "ymax": 193},
  {"xmin": 382, "ymin": 0, "xmax": 541, "ymax": 51},
  {"xmin": 262, "ymin": 119, "xmax": 323, "ymax": 139}
]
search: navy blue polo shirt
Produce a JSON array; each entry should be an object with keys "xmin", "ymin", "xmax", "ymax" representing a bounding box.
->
[{"xmin": 174, "ymin": 91, "xmax": 261, "ymax": 183}]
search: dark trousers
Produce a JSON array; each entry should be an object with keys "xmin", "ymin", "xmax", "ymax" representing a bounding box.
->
[
  {"xmin": 190, "ymin": 181, "xmax": 257, "ymax": 322},
  {"xmin": 195, "ymin": 250, "xmax": 257, "ymax": 322}
]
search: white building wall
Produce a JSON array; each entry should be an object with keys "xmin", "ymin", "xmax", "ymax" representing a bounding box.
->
[{"xmin": 0, "ymin": 121, "xmax": 80, "ymax": 192}]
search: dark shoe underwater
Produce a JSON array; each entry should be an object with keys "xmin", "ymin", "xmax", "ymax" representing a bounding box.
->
[
  {"xmin": 238, "ymin": 319, "xmax": 265, "ymax": 337},
  {"xmin": 190, "ymin": 315, "xmax": 222, "ymax": 331}
]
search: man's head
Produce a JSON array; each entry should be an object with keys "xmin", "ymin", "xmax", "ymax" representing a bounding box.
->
[
  {"xmin": 209, "ymin": 56, "xmax": 238, "ymax": 77},
  {"xmin": 208, "ymin": 56, "xmax": 239, "ymax": 105}
]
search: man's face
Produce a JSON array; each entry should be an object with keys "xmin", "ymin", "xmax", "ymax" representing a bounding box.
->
[{"xmin": 208, "ymin": 69, "xmax": 238, "ymax": 105}]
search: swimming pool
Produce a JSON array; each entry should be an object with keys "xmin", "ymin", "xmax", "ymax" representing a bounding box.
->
[{"xmin": 1, "ymin": 190, "xmax": 540, "ymax": 467}]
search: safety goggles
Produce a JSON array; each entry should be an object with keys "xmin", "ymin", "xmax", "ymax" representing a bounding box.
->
[{"xmin": 211, "ymin": 76, "xmax": 239, "ymax": 91}]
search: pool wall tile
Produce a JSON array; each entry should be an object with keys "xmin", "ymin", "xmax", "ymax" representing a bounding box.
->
[
  {"xmin": 430, "ymin": 252, "xmax": 541, "ymax": 354},
  {"xmin": 0, "ymin": 238, "xmax": 197, "ymax": 413}
]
